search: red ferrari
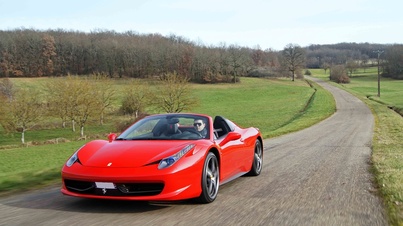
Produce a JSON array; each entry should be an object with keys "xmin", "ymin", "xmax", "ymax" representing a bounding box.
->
[{"xmin": 61, "ymin": 113, "xmax": 263, "ymax": 203}]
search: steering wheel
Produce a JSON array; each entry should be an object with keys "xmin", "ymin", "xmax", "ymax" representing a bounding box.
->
[{"xmin": 186, "ymin": 129, "xmax": 203, "ymax": 138}]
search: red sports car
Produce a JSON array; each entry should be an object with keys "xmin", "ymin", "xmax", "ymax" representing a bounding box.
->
[{"xmin": 61, "ymin": 113, "xmax": 263, "ymax": 203}]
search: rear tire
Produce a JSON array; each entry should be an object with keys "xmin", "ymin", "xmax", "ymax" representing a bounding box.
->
[
  {"xmin": 196, "ymin": 152, "xmax": 219, "ymax": 203},
  {"xmin": 247, "ymin": 139, "xmax": 263, "ymax": 176}
]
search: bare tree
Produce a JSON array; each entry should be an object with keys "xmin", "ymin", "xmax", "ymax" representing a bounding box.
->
[
  {"xmin": 345, "ymin": 60, "xmax": 359, "ymax": 77},
  {"xmin": 281, "ymin": 44, "xmax": 306, "ymax": 81},
  {"xmin": 41, "ymin": 34, "xmax": 57, "ymax": 75},
  {"xmin": 45, "ymin": 76, "xmax": 99, "ymax": 137},
  {"xmin": 121, "ymin": 80, "xmax": 153, "ymax": 118},
  {"xmin": 2, "ymin": 88, "xmax": 43, "ymax": 144},
  {"xmin": 45, "ymin": 77, "xmax": 72, "ymax": 128},
  {"xmin": 91, "ymin": 73, "xmax": 116, "ymax": 124},
  {"xmin": 155, "ymin": 71, "xmax": 198, "ymax": 113},
  {"xmin": 384, "ymin": 44, "xmax": 403, "ymax": 79},
  {"xmin": 0, "ymin": 50, "xmax": 12, "ymax": 77},
  {"xmin": 228, "ymin": 44, "xmax": 244, "ymax": 83},
  {"xmin": 192, "ymin": 47, "xmax": 216, "ymax": 83},
  {"xmin": 321, "ymin": 62, "xmax": 331, "ymax": 74},
  {"xmin": 251, "ymin": 47, "xmax": 264, "ymax": 66},
  {"xmin": 74, "ymin": 79, "xmax": 99, "ymax": 137}
]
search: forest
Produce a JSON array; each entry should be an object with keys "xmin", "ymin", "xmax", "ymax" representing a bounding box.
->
[{"xmin": 0, "ymin": 28, "xmax": 402, "ymax": 81}]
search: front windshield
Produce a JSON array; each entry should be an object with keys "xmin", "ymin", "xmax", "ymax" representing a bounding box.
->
[{"xmin": 117, "ymin": 114, "xmax": 210, "ymax": 140}]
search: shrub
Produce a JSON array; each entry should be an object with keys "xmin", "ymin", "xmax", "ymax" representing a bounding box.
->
[
  {"xmin": 247, "ymin": 68, "xmax": 278, "ymax": 77},
  {"xmin": 330, "ymin": 65, "xmax": 350, "ymax": 83}
]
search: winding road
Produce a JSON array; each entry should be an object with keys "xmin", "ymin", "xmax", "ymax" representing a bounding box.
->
[{"xmin": 0, "ymin": 78, "xmax": 388, "ymax": 226}]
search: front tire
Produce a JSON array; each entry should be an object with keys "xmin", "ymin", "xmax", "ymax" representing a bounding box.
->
[
  {"xmin": 247, "ymin": 139, "xmax": 263, "ymax": 176},
  {"xmin": 196, "ymin": 152, "xmax": 219, "ymax": 203}
]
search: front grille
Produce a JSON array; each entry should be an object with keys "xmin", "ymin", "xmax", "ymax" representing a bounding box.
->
[
  {"xmin": 116, "ymin": 183, "xmax": 164, "ymax": 196},
  {"xmin": 64, "ymin": 179, "xmax": 95, "ymax": 193},
  {"xmin": 64, "ymin": 179, "xmax": 164, "ymax": 196}
]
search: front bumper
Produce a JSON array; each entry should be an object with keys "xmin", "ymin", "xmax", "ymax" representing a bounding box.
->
[{"xmin": 61, "ymin": 159, "xmax": 203, "ymax": 201}]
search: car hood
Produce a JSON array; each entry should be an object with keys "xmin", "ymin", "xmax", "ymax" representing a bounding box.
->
[{"xmin": 77, "ymin": 140, "xmax": 194, "ymax": 168}]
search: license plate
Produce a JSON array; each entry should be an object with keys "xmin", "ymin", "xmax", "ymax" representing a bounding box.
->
[{"xmin": 95, "ymin": 182, "xmax": 116, "ymax": 189}]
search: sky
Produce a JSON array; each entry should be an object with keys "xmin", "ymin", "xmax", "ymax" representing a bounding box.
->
[{"xmin": 0, "ymin": 0, "xmax": 402, "ymax": 50}]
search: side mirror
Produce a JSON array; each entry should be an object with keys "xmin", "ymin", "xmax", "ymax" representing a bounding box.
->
[
  {"xmin": 219, "ymin": 132, "xmax": 241, "ymax": 146},
  {"xmin": 108, "ymin": 133, "xmax": 117, "ymax": 143}
]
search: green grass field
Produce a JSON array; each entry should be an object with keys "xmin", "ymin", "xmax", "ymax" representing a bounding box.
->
[
  {"xmin": 0, "ymin": 141, "xmax": 87, "ymax": 195},
  {"xmin": 311, "ymin": 67, "xmax": 403, "ymax": 225},
  {"xmin": 191, "ymin": 77, "xmax": 335, "ymax": 138}
]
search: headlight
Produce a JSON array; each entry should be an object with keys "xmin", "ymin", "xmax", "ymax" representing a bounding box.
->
[
  {"xmin": 66, "ymin": 151, "xmax": 78, "ymax": 167},
  {"xmin": 66, "ymin": 145, "xmax": 84, "ymax": 167},
  {"xmin": 158, "ymin": 144, "xmax": 195, "ymax": 169}
]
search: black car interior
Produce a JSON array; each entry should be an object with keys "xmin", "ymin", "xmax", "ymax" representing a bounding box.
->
[{"xmin": 213, "ymin": 116, "xmax": 231, "ymax": 138}]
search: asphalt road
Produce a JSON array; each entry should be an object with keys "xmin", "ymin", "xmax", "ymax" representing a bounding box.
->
[{"xmin": 0, "ymin": 78, "xmax": 388, "ymax": 226}]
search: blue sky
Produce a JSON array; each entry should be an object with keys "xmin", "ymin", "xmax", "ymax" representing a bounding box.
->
[{"xmin": 0, "ymin": 0, "xmax": 402, "ymax": 50}]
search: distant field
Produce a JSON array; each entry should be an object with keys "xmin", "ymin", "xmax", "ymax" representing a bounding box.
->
[
  {"xmin": 0, "ymin": 76, "xmax": 336, "ymax": 194},
  {"xmin": 310, "ymin": 67, "xmax": 403, "ymax": 109}
]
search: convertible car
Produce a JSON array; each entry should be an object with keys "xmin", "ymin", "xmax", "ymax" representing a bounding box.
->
[{"xmin": 61, "ymin": 113, "xmax": 263, "ymax": 203}]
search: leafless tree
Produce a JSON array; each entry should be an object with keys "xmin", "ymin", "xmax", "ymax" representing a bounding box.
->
[
  {"xmin": 90, "ymin": 73, "xmax": 116, "ymax": 124},
  {"xmin": 384, "ymin": 44, "xmax": 403, "ymax": 79},
  {"xmin": 41, "ymin": 34, "xmax": 57, "ymax": 75},
  {"xmin": 2, "ymin": 88, "xmax": 43, "ymax": 144},
  {"xmin": 345, "ymin": 60, "xmax": 359, "ymax": 77},
  {"xmin": 121, "ymin": 80, "xmax": 153, "ymax": 118},
  {"xmin": 45, "ymin": 77, "xmax": 72, "ymax": 128},
  {"xmin": 45, "ymin": 76, "xmax": 100, "ymax": 137},
  {"xmin": 74, "ymin": 79, "xmax": 99, "ymax": 137},
  {"xmin": 155, "ymin": 71, "xmax": 198, "ymax": 113},
  {"xmin": 321, "ymin": 62, "xmax": 331, "ymax": 74},
  {"xmin": 281, "ymin": 44, "xmax": 306, "ymax": 81},
  {"xmin": 228, "ymin": 44, "xmax": 245, "ymax": 83}
]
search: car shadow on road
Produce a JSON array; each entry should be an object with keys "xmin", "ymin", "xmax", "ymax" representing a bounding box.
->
[{"xmin": 0, "ymin": 186, "xmax": 197, "ymax": 214}]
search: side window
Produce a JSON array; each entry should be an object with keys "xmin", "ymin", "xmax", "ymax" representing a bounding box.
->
[
  {"xmin": 224, "ymin": 118, "xmax": 236, "ymax": 131},
  {"xmin": 213, "ymin": 116, "xmax": 231, "ymax": 138}
]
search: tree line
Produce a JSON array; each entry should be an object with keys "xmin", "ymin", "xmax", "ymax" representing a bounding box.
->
[
  {"xmin": 1, "ymin": 29, "xmax": 401, "ymax": 82},
  {"xmin": 0, "ymin": 29, "xmax": 281, "ymax": 83}
]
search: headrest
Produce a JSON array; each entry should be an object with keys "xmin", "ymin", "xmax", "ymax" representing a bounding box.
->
[
  {"xmin": 166, "ymin": 123, "xmax": 179, "ymax": 135},
  {"xmin": 167, "ymin": 118, "xmax": 179, "ymax": 124}
]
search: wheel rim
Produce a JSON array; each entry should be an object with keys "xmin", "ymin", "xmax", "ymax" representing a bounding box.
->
[
  {"xmin": 205, "ymin": 155, "xmax": 219, "ymax": 199},
  {"xmin": 254, "ymin": 142, "xmax": 263, "ymax": 173}
]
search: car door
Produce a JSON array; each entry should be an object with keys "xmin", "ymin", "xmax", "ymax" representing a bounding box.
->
[{"xmin": 214, "ymin": 116, "xmax": 244, "ymax": 181}]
